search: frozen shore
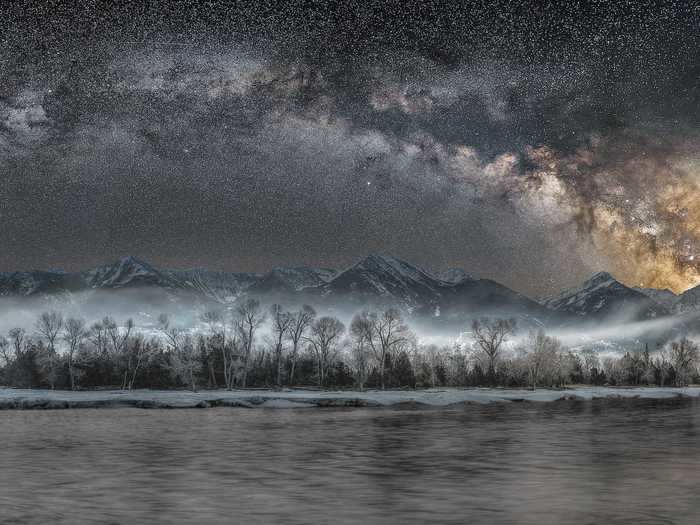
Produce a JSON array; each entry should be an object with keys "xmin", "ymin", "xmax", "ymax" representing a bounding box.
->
[{"xmin": 1, "ymin": 386, "xmax": 700, "ymax": 409}]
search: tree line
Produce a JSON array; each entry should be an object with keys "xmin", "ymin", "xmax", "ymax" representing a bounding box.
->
[{"xmin": 0, "ymin": 303, "xmax": 698, "ymax": 391}]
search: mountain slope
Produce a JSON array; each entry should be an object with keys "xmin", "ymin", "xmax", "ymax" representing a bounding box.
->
[
  {"xmin": 0, "ymin": 270, "xmax": 83, "ymax": 296},
  {"xmin": 248, "ymin": 267, "xmax": 337, "ymax": 296},
  {"xmin": 1, "ymin": 256, "xmax": 685, "ymax": 327},
  {"xmin": 312, "ymin": 255, "xmax": 555, "ymax": 325},
  {"xmin": 82, "ymin": 256, "xmax": 183, "ymax": 290},
  {"xmin": 633, "ymin": 287, "xmax": 678, "ymax": 309},
  {"xmin": 317, "ymin": 254, "xmax": 444, "ymax": 307},
  {"xmin": 169, "ymin": 268, "xmax": 262, "ymax": 302},
  {"xmin": 0, "ymin": 257, "xmax": 338, "ymax": 304},
  {"xmin": 674, "ymin": 284, "xmax": 700, "ymax": 313},
  {"xmin": 543, "ymin": 272, "xmax": 670, "ymax": 320}
]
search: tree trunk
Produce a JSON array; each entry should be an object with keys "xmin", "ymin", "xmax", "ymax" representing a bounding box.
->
[
  {"xmin": 276, "ymin": 351, "xmax": 282, "ymax": 387},
  {"xmin": 190, "ymin": 366, "xmax": 197, "ymax": 392},
  {"xmin": 242, "ymin": 327, "xmax": 254, "ymax": 389},
  {"xmin": 68, "ymin": 353, "xmax": 75, "ymax": 391},
  {"xmin": 242, "ymin": 349, "xmax": 249, "ymax": 388},
  {"xmin": 380, "ymin": 351, "xmax": 385, "ymax": 390},
  {"xmin": 129, "ymin": 359, "xmax": 142, "ymax": 390},
  {"xmin": 221, "ymin": 348, "xmax": 229, "ymax": 390},
  {"xmin": 208, "ymin": 359, "xmax": 217, "ymax": 389},
  {"xmin": 289, "ymin": 342, "xmax": 299, "ymax": 385}
]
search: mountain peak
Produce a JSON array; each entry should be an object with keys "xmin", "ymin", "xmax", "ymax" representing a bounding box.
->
[
  {"xmin": 114, "ymin": 255, "xmax": 152, "ymax": 268},
  {"xmin": 323, "ymin": 254, "xmax": 439, "ymax": 305},
  {"xmin": 543, "ymin": 270, "xmax": 668, "ymax": 320},
  {"xmin": 352, "ymin": 254, "xmax": 424, "ymax": 273},
  {"xmin": 583, "ymin": 271, "xmax": 616, "ymax": 286},
  {"xmin": 83, "ymin": 256, "xmax": 176, "ymax": 289},
  {"xmin": 356, "ymin": 253, "xmax": 402, "ymax": 266}
]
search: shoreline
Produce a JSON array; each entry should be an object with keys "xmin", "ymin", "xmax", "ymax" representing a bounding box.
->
[{"xmin": 1, "ymin": 386, "xmax": 700, "ymax": 409}]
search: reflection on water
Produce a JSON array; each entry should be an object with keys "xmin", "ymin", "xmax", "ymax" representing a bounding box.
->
[{"xmin": 1, "ymin": 399, "xmax": 699, "ymax": 524}]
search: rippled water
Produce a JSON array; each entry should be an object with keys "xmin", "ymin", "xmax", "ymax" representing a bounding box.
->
[{"xmin": 1, "ymin": 399, "xmax": 700, "ymax": 524}]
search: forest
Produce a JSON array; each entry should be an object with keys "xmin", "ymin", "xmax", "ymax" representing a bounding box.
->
[{"xmin": 0, "ymin": 299, "xmax": 698, "ymax": 392}]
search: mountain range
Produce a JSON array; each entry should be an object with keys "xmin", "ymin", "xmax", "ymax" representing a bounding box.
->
[{"xmin": 1, "ymin": 255, "xmax": 700, "ymax": 327}]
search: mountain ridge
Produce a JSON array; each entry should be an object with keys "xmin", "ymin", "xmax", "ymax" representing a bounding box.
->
[
  {"xmin": 2, "ymin": 256, "xmax": 698, "ymax": 323},
  {"xmin": 542, "ymin": 271, "xmax": 670, "ymax": 321}
]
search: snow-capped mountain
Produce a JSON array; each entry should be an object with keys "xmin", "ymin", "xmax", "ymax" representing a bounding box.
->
[
  {"xmin": 247, "ymin": 266, "xmax": 338, "ymax": 296},
  {"xmin": 312, "ymin": 255, "xmax": 553, "ymax": 324},
  {"xmin": 0, "ymin": 256, "xmax": 338, "ymax": 305},
  {"xmin": 1, "ymin": 255, "xmax": 690, "ymax": 327},
  {"xmin": 82, "ymin": 256, "xmax": 183, "ymax": 290},
  {"xmin": 543, "ymin": 272, "xmax": 670, "ymax": 321},
  {"xmin": 168, "ymin": 268, "xmax": 262, "ymax": 303},
  {"xmin": 318, "ymin": 254, "xmax": 443, "ymax": 306}
]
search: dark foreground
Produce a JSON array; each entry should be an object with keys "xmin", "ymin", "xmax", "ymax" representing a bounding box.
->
[{"xmin": 1, "ymin": 399, "xmax": 700, "ymax": 524}]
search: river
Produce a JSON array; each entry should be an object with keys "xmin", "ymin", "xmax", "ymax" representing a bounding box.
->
[{"xmin": 1, "ymin": 399, "xmax": 699, "ymax": 524}]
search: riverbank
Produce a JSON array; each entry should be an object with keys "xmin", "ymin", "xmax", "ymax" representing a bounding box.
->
[{"xmin": 1, "ymin": 386, "xmax": 700, "ymax": 409}]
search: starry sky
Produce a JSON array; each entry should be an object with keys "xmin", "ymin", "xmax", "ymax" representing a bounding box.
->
[{"xmin": 2, "ymin": 0, "xmax": 699, "ymax": 296}]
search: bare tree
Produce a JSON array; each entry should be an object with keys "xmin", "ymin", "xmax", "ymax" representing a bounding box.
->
[
  {"xmin": 306, "ymin": 316, "xmax": 345, "ymax": 387},
  {"xmin": 105, "ymin": 317, "xmax": 134, "ymax": 355},
  {"xmin": 602, "ymin": 355, "xmax": 623, "ymax": 385},
  {"xmin": 125, "ymin": 334, "xmax": 153, "ymax": 390},
  {"xmin": 670, "ymin": 337, "xmax": 699, "ymax": 386},
  {"xmin": 102, "ymin": 317, "xmax": 134, "ymax": 389},
  {"xmin": 554, "ymin": 350, "xmax": 576, "ymax": 388},
  {"xmin": 471, "ymin": 318, "xmax": 516, "ymax": 384},
  {"xmin": 9, "ymin": 328, "xmax": 26, "ymax": 357},
  {"xmin": 199, "ymin": 310, "xmax": 241, "ymax": 390},
  {"xmin": 524, "ymin": 329, "xmax": 560, "ymax": 390},
  {"xmin": 36, "ymin": 312, "xmax": 64, "ymax": 352},
  {"xmin": 88, "ymin": 319, "xmax": 110, "ymax": 359},
  {"xmin": 201, "ymin": 310, "xmax": 225, "ymax": 389},
  {"xmin": 235, "ymin": 298, "xmax": 265, "ymax": 388},
  {"xmin": 349, "ymin": 324, "xmax": 372, "ymax": 391},
  {"xmin": 170, "ymin": 335, "xmax": 201, "ymax": 392},
  {"xmin": 270, "ymin": 304, "xmax": 293, "ymax": 388},
  {"xmin": 654, "ymin": 350, "xmax": 672, "ymax": 387},
  {"xmin": 641, "ymin": 344, "xmax": 656, "ymax": 385},
  {"xmin": 421, "ymin": 344, "xmax": 445, "ymax": 388},
  {"xmin": 285, "ymin": 305, "xmax": 315, "ymax": 386},
  {"xmin": 35, "ymin": 312, "xmax": 64, "ymax": 389},
  {"xmin": 352, "ymin": 309, "xmax": 411, "ymax": 390},
  {"xmin": 580, "ymin": 348, "xmax": 600, "ymax": 384},
  {"xmin": 63, "ymin": 318, "xmax": 86, "ymax": 390},
  {"xmin": 159, "ymin": 314, "xmax": 200, "ymax": 391},
  {"xmin": 158, "ymin": 314, "xmax": 180, "ymax": 349},
  {"xmin": 0, "ymin": 336, "xmax": 11, "ymax": 368}
]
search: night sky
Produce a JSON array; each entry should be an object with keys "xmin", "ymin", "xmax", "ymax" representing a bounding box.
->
[{"xmin": 2, "ymin": 1, "xmax": 699, "ymax": 296}]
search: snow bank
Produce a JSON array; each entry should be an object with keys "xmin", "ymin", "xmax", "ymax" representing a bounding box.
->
[{"xmin": 0, "ymin": 386, "xmax": 699, "ymax": 409}]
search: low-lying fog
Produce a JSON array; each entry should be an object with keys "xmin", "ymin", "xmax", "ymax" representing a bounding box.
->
[{"xmin": 1, "ymin": 289, "xmax": 697, "ymax": 355}]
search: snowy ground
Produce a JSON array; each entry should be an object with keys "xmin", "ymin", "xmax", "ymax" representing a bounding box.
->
[{"xmin": 1, "ymin": 386, "xmax": 700, "ymax": 409}]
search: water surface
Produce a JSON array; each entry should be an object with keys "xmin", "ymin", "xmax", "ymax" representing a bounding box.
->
[{"xmin": 1, "ymin": 399, "xmax": 699, "ymax": 524}]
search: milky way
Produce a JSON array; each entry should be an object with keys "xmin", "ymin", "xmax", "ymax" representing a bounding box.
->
[{"xmin": 1, "ymin": 1, "xmax": 699, "ymax": 296}]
